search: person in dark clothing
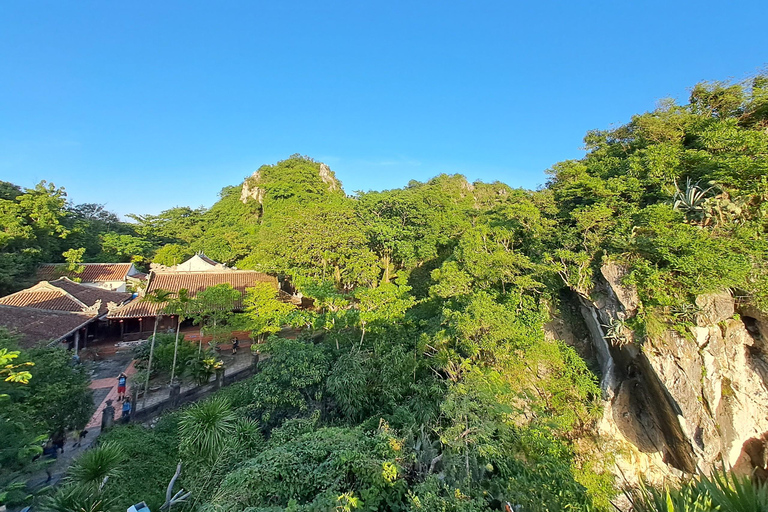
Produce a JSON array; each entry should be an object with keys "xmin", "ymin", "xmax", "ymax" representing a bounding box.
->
[
  {"xmin": 231, "ymin": 337, "xmax": 240, "ymax": 355},
  {"xmin": 51, "ymin": 430, "xmax": 66, "ymax": 454},
  {"xmin": 73, "ymin": 429, "xmax": 89, "ymax": 448},
  {"xmin": 42, "ymin": 442, "xmax": 58, "ymax": 482}
]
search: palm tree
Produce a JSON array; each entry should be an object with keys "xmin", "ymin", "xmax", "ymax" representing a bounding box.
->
[
  {"xmin": 140, "ymin": 289, "xmax": 174, "ymax": 407},
  {"xmin": 165, "ymin": 288, "xmax": 192, "ymax": 385}
]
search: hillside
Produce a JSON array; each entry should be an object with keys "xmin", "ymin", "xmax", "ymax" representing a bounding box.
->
[{"xmin": 1, "ymin": 76, "xmax": 767, "ymax": 511}]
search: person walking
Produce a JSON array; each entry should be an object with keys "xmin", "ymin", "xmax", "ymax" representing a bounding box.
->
[
  {"xmin": 51, "ymin": 429, "xmax": 66, "ymax": 454},
  {"xmin": 117, "ymin": 372, "xmax": 128, "ymax": 401},
  {"xmin": 72, "ymin": 428, "xmax": 88, "ymax": 448},
  {"xmin": 231, "ymin": 337, "xmax": 240, "ymax": 355},
  {"xmin": 41, "ymin": 441, "xmax": 58, "ymax": 482},
  {"xmin": 121, "ymin": 396, "xmax": 132, "ymax": 423}
]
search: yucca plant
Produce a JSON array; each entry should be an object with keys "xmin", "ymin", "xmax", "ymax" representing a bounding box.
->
[
  {"xmin": 697, "ymin": 468, "xmax": 768, "ymax": 511},
  {"xmin": 39, "ymin": 483, "xmax": 118, "ymax": 512},
  {"xmin": 179, "ymin": 396, "xmax": 236, "ymax": 462},
  {"xmin": 68, "ymin": 442, "xmax": 125, "ymax": 487},
  {"xmin": 633, "ymin": 468, "xmax": 768, "ymax": 512}
]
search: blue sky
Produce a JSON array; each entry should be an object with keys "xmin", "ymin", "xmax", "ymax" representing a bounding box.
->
[{"xmin": 1, "ymin": 1, "xmax": 766, "ymax": 217}]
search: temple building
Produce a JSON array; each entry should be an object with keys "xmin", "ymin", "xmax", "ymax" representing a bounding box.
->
[
  {"xmin": 0, "ymin": 278, "xmax": 133, "ymax": 349},
  {"xmin": 106, "ymin": 253, "xmax": 278, "ymax": 339}
]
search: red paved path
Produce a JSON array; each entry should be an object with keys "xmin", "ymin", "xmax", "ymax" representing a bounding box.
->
[{"xmin": 87, "ymin": 360, "xmax": 136, "ymax": 428}]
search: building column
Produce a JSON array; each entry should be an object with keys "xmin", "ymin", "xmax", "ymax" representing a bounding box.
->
[
  {"xmin": 73, "ymin": 330, "xmax": 80, "ymax": 352},
  {"xmin": 119, "ymin": 319, "xmax": 125, "ymax": 340}
]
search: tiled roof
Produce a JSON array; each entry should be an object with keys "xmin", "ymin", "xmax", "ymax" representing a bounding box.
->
[
  {"xmin": 108, "ymin": 270, "xmax": 277, "ymax": 319},
  {"xmin": 37, "ymin": 263, "xmax": 135, "ymax": 283},
  {"xmin": 51, "ymin": 278, "xmax": 132, "ymax": 315},
  {"xmin": 0, "ymin": 305, "xmax": 96, "ymax": 348},
  {"xmin": 0, "ymin": 278, "xmax": 132, "ymax": 316},
  {"xmin": 0, "ymin": 290, "xmax": 85, "ymax": 311}
]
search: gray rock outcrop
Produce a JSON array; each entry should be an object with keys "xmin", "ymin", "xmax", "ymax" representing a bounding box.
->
[{"xmin": 575, "ymin": 261, "xmax": 768, "ymax": 487}]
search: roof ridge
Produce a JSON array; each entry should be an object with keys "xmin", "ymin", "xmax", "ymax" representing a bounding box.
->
[{"xmin": 0, "ymin": 304, "xmax": 97, "ymax": 317}]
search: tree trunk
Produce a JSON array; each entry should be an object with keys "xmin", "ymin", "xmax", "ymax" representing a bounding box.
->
[
  {"xmin": 142, "ymin": 315, "xmax": 161, "ymax": 408},
  {"xmin": 383, "ymin": 253, "xmax": 390, "ymax": 283},
  {"xmin": 170, "ymin": 316, "xmax": 182, "ymax": 385}
]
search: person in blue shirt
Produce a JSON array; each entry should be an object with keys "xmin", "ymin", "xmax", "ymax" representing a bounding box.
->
[{"xmin": 122, "ymin": 396, "xmax": 132, "ymax": 423}]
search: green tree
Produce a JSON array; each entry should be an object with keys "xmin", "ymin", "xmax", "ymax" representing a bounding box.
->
[
  {"xmin": 244, "ymin": 282, "xmax": 294, "ymax": 342},
  {"xmin": 153, "ymin": 244, "xmax": 194, "ymax": 266},
  {"xmin": 164, "ymin": 289, "xmax": 193, "ymax": 384},
  {"xmin": 355, "ymin": 282, "xmax": 416, "ymax": 346},
  {"xmin": 192, "ymin": 284, "xmax": 242, "ymax": 348},
  {"xmin": 99, "ymin": 232, "xmax": 153, "ymax": 263}
]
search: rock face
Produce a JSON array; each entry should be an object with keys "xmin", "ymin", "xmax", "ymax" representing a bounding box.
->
[
  {"xmin": 240, "ymin": 170, "xmax": 266, "ymax": 204},
  {"xmin": 318, "ymin": 163, "xmax": 340, "ymax": 192},
  {"xmin": 576, "ymin": 262, "xmax": 768, "ymax": 486}
]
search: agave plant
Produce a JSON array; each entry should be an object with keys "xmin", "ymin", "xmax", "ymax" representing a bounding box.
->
[
  {"xmin": 632, "ymin": 468, "xmax": 768, "ymax": 512},
  {"xmin": 603, "ymin": 318, "xmax": 630, "ymax": 346},
  {"xmin": 698, "ymin": 468, "xmax": 768, "ymax": 512},
  {"xmin": 39, "ymin": 483, "xmax": 118, "ymax": 512},
  {"xmin": 179, "ymin": 396, "xmax": 236, "ymax": 462},
  {"xmin": 68, "ymin": 442, "xmax": 125, "ymax": 487},
  {"xmin": 673, "ymin": 178, "xmax": 716, "ymax": 222}
]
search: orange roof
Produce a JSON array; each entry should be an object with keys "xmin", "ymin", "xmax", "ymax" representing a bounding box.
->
[
  {"xmin": 51, "ymin": 278, "xmax": 132, "ymax": 315},
  {"xmin": 107, "ymin": 270, "xmax": 277, "ymax": 319},
  {"xmin": 0, "ymin": 290, "xmax": 85, "ymax": 311},
  {"xmin": 0, "ymin": 305, "xmax": 97, "ymax": 348},
  {"xmin": 0, "ymin": 278, "xmax": 132, "ymax": 316},
  {"xmin": 37, "ymin": 263, "xmax": 136, "ymax": 283}
]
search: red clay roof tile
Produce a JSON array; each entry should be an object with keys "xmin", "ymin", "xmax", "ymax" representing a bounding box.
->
[{"xmin": 37, "ymin": 263, "xmax": 135, "ymax": 283}]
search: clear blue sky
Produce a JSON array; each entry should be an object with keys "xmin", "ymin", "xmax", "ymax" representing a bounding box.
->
[{"xmin": 1, "ymin": 1, "xmax": 766, "ymax": 218}]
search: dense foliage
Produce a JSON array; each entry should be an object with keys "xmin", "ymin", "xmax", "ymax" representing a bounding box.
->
[
  {"xmin": 0, "ymin": 330, "xmax": 94, "ymax": 505},
  {"xmin": 3, "ymin": 74, "xmax": 767, "ymax": 511}
]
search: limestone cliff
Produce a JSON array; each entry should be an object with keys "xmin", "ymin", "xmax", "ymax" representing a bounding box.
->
[{"xmin": 571, "ymin": 262, "xmax": 768, "ymax": 487}]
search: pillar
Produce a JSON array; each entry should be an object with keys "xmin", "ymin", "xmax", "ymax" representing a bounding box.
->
[
  {"xmin": 216, "ymin": 368, "xmax": 225, "ymax": 389},
  {"xmin": 169, "ymin": 381, "xmax": 181, "ymax": 407}
]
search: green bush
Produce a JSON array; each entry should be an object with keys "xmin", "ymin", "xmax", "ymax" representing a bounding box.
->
[
  {"xmin": 97, "ymin": 414, "xmax": 181, "ymax": 512},
  {"xmin": 208, "ymin": 426, "xmax": 405, "ymax": 512}
]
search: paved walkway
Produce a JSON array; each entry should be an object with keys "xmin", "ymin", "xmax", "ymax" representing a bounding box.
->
[{"xmin": 87, "ymin": 360, "xmax": 137, "ymax": 428}]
